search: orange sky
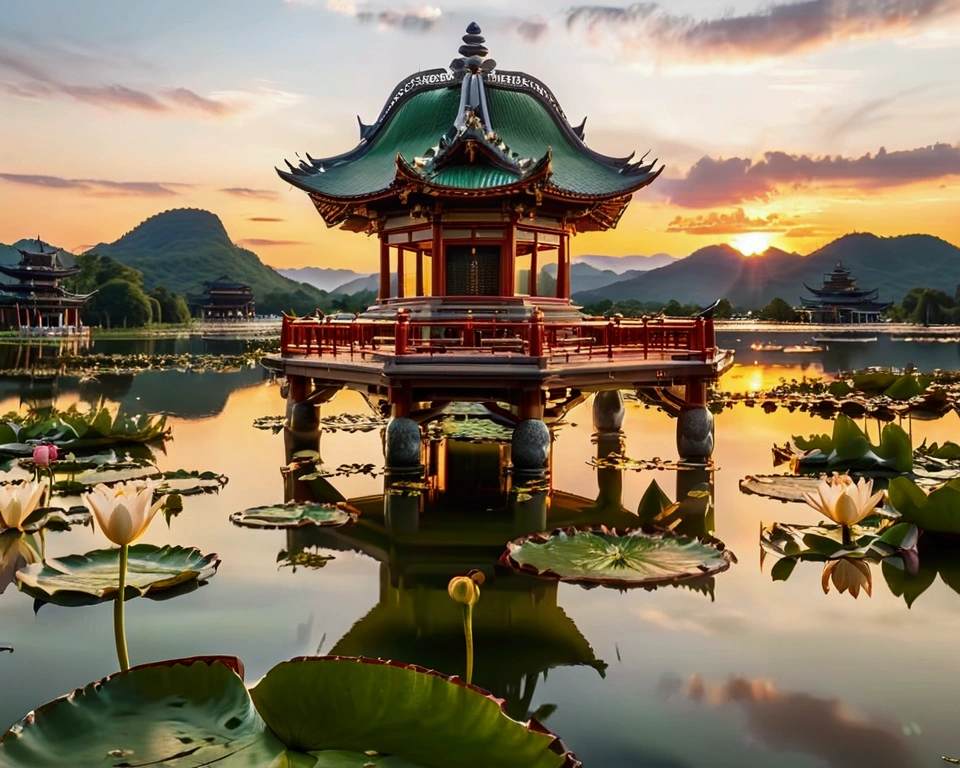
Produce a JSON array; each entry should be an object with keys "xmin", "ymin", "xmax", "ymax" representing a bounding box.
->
[{"xmin": 1, "ymin": 0, "xmax": 959, "ymax": 271}]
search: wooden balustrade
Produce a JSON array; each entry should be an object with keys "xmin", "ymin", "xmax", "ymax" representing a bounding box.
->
[{"xmin": 279, "ymin": 311, "xmax": 717, "ymax": 362}]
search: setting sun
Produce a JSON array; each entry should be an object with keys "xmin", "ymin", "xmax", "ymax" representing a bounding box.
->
[{"xmin": 730, "ymin": 232, "xmax": 771, "ymax": 256}]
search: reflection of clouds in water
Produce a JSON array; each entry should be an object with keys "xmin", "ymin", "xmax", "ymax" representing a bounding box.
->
[
  {"xmin": 659, "ymin": 674, "xmax": 918, "ymax": 768},
  {"xmin": 635, "ymin": 607, "xmax": 748, "ymax": 637}
]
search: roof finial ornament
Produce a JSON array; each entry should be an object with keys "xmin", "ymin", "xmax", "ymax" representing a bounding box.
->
[{"xmin": 451, "ymin": 22, "xmax": 496, "ymax": 77}]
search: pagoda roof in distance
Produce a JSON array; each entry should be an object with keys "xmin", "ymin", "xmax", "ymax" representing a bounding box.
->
[{"xmin": 277, "ymin": 22, "xmax": 662, "ymax": 222}]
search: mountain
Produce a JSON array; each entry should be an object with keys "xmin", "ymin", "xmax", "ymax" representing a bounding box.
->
[
  {"xmin": 275, "ymin": 266, "xmax": 372, "ymax": 293},
  {"xmin": 0, "ymin": 239, "xmax": 61, "ymax": 268},
  {"xmin": 540, "ymin": 262, "xmax": 640, "ymax": 294},
  {"xmin": 332, "ymin": 274, "xmax": 380, "ymax": 295},
  {"xmin": 87, "ymin": 209, "xmax": 328, "ymax": 308},
  {"xmin": 574, "ymin": 254, "xmax": 677, "ymax": 273},
  {"xmin": 573, "ymin": 234, "xmax": 960, "ymax": 309}
]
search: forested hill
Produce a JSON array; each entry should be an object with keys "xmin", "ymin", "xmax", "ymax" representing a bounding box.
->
[
  {"xmin": 573, "ymin": 234, "xmax": 960, "ymax": 308},
  {"xmin": 87, "ymin": 209, "xmax": 326, "ymax": 308}
]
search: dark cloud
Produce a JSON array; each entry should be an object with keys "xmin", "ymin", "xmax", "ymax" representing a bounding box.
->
[
  {"xmin": 510, "ymin": 17, "xmax": 551, "ymax": 42},
  {"xmin": 667, "ymin": 208, "xmax": 796, "ymax": 235},
  {"xmin": 220, "ymin": 187, "xmax": 280, "ymax": 200},
  {"xmin": 0, "ymin": 51, "xmax": 235, "ymax": 116},
  {"xmin": 247, "ymin": 216, "xmax": 285, "ymax": 222},
  {"xmin": 235, "ymin": 238, "xmax": 307, "ymax": 247},
  {"xmin": 565, "ymin": 0, "xmax": 960, "ymax": 63},
  {"xmin": 662, "ymin": 674, "xmax": 918, "ymax": 768},
  {"xmin": 661, "ymin": 143, "xmax": 960, "ymax": 208},
  {"xmin": 0, "ymin": 173, "xmax": 181, "ymax": 196}
]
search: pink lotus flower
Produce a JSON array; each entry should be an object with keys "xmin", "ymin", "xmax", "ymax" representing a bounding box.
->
[{"xmin": 32, "ymin": 445, "xmax": 53, "ymax": 467}]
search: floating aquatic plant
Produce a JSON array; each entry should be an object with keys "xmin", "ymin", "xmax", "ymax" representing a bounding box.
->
[
  {"xmin": 230, "ymin": 501, "xmax": 358, "ymax": 529},
  {"xmin": 0, "ymin": 656, "xmax": 581, "ymax": 768}
]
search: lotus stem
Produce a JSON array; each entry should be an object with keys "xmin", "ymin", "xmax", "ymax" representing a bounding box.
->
[
  {"xmin": 462, "ymin": 603, "xmax": 474, "ymax": 685},
  {"xmin": 114, "ymin": 544, "xmax": 130, "ymax": 672},
  {"xmin": 38, "ymin": 529, "xmax": 46, "ymax": 561},
  {"xmin": 841, "ymin": 525, "xmax": 852, "ymax": 545}
]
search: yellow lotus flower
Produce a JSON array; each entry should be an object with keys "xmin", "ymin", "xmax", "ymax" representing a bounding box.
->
[
  {"xmin": 83, "ymin": 482, "xmax": 166, "ymax": 546},
  {"xmin": 0, "ymin": 479, "xmax": 49, "ymax": 532},
  {"xmin": 448, "ymin": 569, "xmax": 485, "ymax": 607},
  {"xmin": 802, "ymin": 473, "xmax": 883, "ymax": 527},
  {"xmin": 821, "ymin": 558, "xmax": 872, "ymax": 599}
]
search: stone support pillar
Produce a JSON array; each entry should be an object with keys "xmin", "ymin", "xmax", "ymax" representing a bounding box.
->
[{"xmin": 592, "ymin": 390, "xmax": 625, "ymax": 433}]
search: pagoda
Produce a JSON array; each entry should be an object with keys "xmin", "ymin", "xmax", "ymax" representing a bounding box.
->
[
  {"xmin": 277, "ymin": 23, "xmax": 661, "ymax": 323},
  {"xmin": 800, "ymin": 261, "xmax": 892, "ymax": 323},
  {"xmin": 0, "ymin": 239, "xmax": 92, "ymax": 332},
  {"xmin": 266, "ymin": 24, "xmax": 732, "ymax": 467},
  {"xmin": 189, "ymin": 276, "xmax": 255, "ymax": 319}
]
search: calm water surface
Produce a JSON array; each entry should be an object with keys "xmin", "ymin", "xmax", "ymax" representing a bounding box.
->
[{"xmin": 2, "ymin": 333, "xmax": 960, "ymax": 767}]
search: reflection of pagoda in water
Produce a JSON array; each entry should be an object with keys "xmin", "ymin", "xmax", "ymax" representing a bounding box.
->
[
  {"xmin": 799, "ymin": 261, "xmax": 892, "ymax": 324},
  {"xmin": 0, "ymin": 240, "xmax": 93, "ymax": 331},
  {"xmin": 280, "ymin": 404, "xmax": 718, "ymax": 718}
]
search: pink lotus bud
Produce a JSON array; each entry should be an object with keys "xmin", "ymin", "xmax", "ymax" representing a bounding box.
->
[
  {"xmin": 32, "ymin": 445, "xmax": 52, "ymax": 467},
  {"xmin": 47, "ymin": 444, "xmax": 59, "ymax": 462}
]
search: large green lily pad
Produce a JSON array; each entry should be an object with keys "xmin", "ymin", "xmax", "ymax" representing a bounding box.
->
[
  {"xmin": 790, "ymin": 415, "xmax": 913, "ymax": 473},
  {"xmin": 230, "ymin": 502, "xmax": 358, "ymax": 529},
  {"xmin": 888, "ymin": 476, "xmax": 960, "ymax": 534},
  {"xmin": 15, "ymin": 544, "xmax": 220, "ymax": 605},
  {"xmin": 0, "ymin": 656, "xmax": 580, "ymax": 768},
  {"xmin": 500, "ymin": 527, "xmax": 734, "ymax": 588},
  {"xmin": 760, "ymin": 521, "xmax": 917, "ymax": 561}
]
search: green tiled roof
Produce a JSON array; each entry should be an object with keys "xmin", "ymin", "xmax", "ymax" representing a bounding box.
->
[{"xmin": 279, "ymin": 79, "xmax": 656, "ymax": 200}]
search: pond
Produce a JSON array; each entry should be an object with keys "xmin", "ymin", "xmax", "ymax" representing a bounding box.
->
[{"xmin": 1, "ymin": 333, "xmax": 959, "ymax": 766}]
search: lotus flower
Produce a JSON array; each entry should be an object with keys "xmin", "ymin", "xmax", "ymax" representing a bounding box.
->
[
  {"xmin": 802, "ymin": 473, "xmax": 883, "ymax": 528},
  {"xmin": 83, "ymin": 482, "xmax": 166, "ymax": 546},
  {"xmin": 32, "ymin": 444, "xmax": 57, "ymax": 467},
  {"xmin": 0, "ymin": 479, "xmax": 49, "ymax": 532},
  {"xmin": 447, "ymin": 569, "xmax": 484, "ymax": 606},
  {"xmin": 0, "ymin": 530, "xmax": 41, "ymax": 595},
  {"xmin": 821, "ymin": 558, "xmax": 872, "ymax": 599}
]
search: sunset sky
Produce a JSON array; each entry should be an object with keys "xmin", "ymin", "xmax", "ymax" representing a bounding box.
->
[{"xmin": 2, "ymin": 0, "xmax": 959, "ymax": 271}]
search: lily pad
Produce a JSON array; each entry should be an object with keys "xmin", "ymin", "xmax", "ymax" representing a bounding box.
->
[
  {"xmin": 0, "ymin": 505, "xmax": 91, "ymax": 535},
  {"xmin": 15, "ymin": 544, "xmax": 220, "ymax": 605},
  {"xmin": 500, "ymin": 527, "xmax": 734, "ymax": 588},
  {"xmin": 790, "ymin": 415, "xmax": 913, "ymax": 473},
  {"xmin": 740, "ymin": 474, "xmax": 824, "ymax": 503},
  {"xmin": 156, "ymin": 470, "xmax": 229, "ymax": 495},
  {"xmin": 760, "ymin": 521, "xmax": 917, "ymax": 561},
  {"xmin": 230, "ymin": 502, "xmax": 358, "ymax": 529},
  {"xmin": 74, "ymin": 465, "xmax": 161, "ymax": 486},
  {"xmin": 888, "ymin": 476, "xmax": 960, "ymax": 534},
  {"xmin": 0, "ymin": 656, "xmax": 580, "ymax": 768}
]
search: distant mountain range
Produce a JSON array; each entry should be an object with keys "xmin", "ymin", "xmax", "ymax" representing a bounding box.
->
[
  {"xmin": 573, "ymin": 234, "xmax": 960, "ymax": 308},
  {"xmin": 274, "ymin": 266, "xmax": 374, "ymax": 293},
  {"xmin": 86, "ymin": 209, "xmax": 328, "ymax": 304},
  {"xmin": 574, "ymin": 253, "xmax": 677, "ymax": 273}
]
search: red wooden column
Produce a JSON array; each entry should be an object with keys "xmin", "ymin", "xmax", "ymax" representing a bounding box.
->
[
  {"xmin": 557, "ymin": 232, "xmax": 569, "ymax": 299},
  {"xmin": 432, "ymin": 222, "xmax": 444, "ymax": 296},
  {"xmin": 379, "ymin": 236, "xmax": 390, "ymax": 301},
  {"xmin": 503, "ymin": 218, "xmax": 517, "ymax": 296}
]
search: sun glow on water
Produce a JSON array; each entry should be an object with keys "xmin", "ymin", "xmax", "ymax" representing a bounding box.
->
[{"xmin": 730, "ymin": 232, "xmax": 771, "ymax": 256}]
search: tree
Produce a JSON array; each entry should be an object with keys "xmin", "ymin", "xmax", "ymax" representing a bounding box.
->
[
  {"xmin": 150, "ymin": 285, "xmax": 191, "ymax": 324},
  {"xmin": 760, "ymin": 297, "xmax": 798, "ymax": 322},
  {"xmin": 714, "ymin": 298, "xmax": 733, "ymax": 319},
  {"xmin": 72, "ymin": 253, "xmax": 144, "ymax": 293},
  {"xmin": 87, "ymin": 279, "xmax": 153, "ymax": 328}
]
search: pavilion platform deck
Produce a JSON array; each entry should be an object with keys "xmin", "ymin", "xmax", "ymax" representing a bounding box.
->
[{"xmin": 263, "ymin": 313, "xmax": 733, "ymax": 395}]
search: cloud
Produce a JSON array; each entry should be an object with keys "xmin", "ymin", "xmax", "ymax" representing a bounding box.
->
[
  {"xmin": 667, "ymin": 208, "xmax": 797, "ymax": 235},
  {"xmin": 510, "ymin": 17, "xmax": 551, "ymax": 42},
  {"xmin": 660, "ymin": 143, "xmax": 960, "ymax": 208},
  {"xmin": 661, "ymin": 674, "xmax": 919, "ymax": 768},
  {"xmin": 564, "ymin": 0, "xmax": 960, "ymax": 65},
  {"xmin": 0, "ymin": 173, "xmax": 181, "ymax": 196},
  {"xmin": 247, "ymin": 216, "xmax": 285, "ymax": 222},
  {"xmin": 220, "ymin": 187, "xmax": 280, "ymax": 201},
  {"xmin": 0, "ymin": 51, "xmax": 238, "ymax": 117},
  {"xmin": 235, "ymin": 238, "xmax": 307, "ymax": 247},
  {"xmin": 319, "ymin": 0, "xmax": 442, "ymax": 30}
]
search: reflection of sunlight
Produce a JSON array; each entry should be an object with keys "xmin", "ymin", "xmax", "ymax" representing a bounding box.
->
[{"xmin": 719, "ymin": 363, "xmax": 829, "ymax": 394}]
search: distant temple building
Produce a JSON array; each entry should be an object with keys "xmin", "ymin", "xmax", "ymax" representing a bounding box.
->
[
  {"xmin": 189, "ymin": 276, "xmax": 255, "ymax": 319},
  {"xmin": 0, "ymin": 239, "xmax": 92, "ymax": 332},
  {"xmin": 800, "ymin": 261, "xmax": 892, "ymax": 323}
]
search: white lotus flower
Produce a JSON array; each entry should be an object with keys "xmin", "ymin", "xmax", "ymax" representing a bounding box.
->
[
  {"xmin": 0, "ymin": 531, "xmax": 41, "ymax": 594},
  {"xmin": 83, "ymin": 482, "xmax": 166, "ymax": 546},
  {"xmin": 822, "ymin": 558, "xmax": 872, "ymax": 599},
  {"xmin": 0, "ymin": 479, "xmax": 49, "ymax": 532},
  {"xmin": 802, "ymin": 473, "xmax": 883, "ymax": 527}
]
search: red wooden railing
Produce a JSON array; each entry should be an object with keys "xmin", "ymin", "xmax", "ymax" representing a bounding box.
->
[{"xmin": 279, "ymin": 310, "xmax": 716, "ymax": 363}]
